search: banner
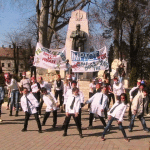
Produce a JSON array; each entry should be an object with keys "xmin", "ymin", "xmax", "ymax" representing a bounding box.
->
[
  {"xmin": 34, "ymin": 43, "xmax": 66, "ymax": 70},
  {"xmin": 71, "ymin": 46, "xmax": 109, "ymax": 72}
]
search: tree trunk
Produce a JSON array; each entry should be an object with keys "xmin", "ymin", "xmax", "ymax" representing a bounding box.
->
[
  {"xmin": 39, "ymin": 0, "xmax": 50, "ymax": 48},
  {"xmin": 114, "ymin": 27, "xmax": 119, "ymax": 59}
]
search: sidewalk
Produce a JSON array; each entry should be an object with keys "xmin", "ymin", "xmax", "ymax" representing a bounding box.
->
[{"xmin": 0, "ymin": 103, "xmax": 150, "ymax": 150}]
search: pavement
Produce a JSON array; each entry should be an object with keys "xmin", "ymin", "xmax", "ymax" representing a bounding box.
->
[{"xmin": 0, "ymin": 102, "xmax": 150, "ymax": 150}]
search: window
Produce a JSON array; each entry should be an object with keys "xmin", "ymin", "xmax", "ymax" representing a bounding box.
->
[
  {"xmin": 8, "ymin": 63, "xmax": 11, "ymax": 67},
  {"xmin": 2, "ymin": 63, "xmax": 4, "ymax": 67}
]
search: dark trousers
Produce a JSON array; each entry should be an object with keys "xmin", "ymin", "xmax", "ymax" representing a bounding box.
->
[
  {"xmin": 32, "ymin": 92, "xmax": 40, "ymax": 102},
  {"xmin": 108, "ymin": 93, "xmax": 115, "ymax": 108},
  {"xmin": 64, "ymin": 114, "xmax": 82, "ymax": 134},
  {"xmin": 89, "ymin": 113, "xmax": 106, "ymax": 127},
  {"xmin": 128, "ymin": 102, "xmax": 132, "ymax": 119},
  {"xmin": 42, "ymin": 110, "xmax": 57, "ymax": 125},
  {"xmin": 10, "ymin": 90, "xmax": 19, "ymax": 112},
  {"xmin": 88, "ymin": 92, "xmax": 94, "ymax": 109},
  {"xmin": 31, "ymin": 66, "xmax": 36, "ymax": 78},
  {"xmin": 55, "ymin": 90, "xmax": 63, "ymax": 106},
  {"xmin": 79, "ymin": 108, "xmax": 82, "ymax": 126},
  {"xmin": 24, "ymin": 112, "xmax": 41, "ymax": 131},
  {"xmin": 129, "ymin": 114, "xmax": 147, "ymax": 130},
  {"xmin": 102, "ymin": 117, "xmax": 127, "ymax": 138},
  {"xmin": 104, "ymin": 108, "xmax": 107, "ymax": 119},
  {"xmin": 0, "ymin": 100, "xmax": 4, "ymax": 117},
  {"xmin": 39, "ymin": 100, "xmax": 44, "ymax": 116},
  {"xmin": 7, "ymin": 98, "xmax": 11, "ymax": 108}
]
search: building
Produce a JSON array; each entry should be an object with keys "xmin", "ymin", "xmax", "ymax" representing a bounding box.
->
[{"xmin": 0, "ymin": 45, "xmax": 26, "ymax": 76}]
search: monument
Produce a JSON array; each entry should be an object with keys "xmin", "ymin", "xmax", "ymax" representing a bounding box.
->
[
  {"xmin": 62, "ymin": 10, "xmax": 92, "ymax": 79},
  {"xmin": 70, "ymin": 24, "xmax": 87, "ymax": 52}
]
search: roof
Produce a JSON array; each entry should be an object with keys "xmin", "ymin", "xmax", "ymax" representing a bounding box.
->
[{"xmin": 0, "ymin": 47, "xmax": 24, "ymax": 59}]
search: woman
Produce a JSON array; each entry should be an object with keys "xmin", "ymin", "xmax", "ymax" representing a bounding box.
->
[{"xmin": 101, "ymin": 93, "xmax": 130, "ymax": 142}]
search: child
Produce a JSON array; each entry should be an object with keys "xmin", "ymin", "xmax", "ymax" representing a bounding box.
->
[
  {"xmin": 101, "ymin": 93, "xmax": 130, "ymax": 142},
  {"xmin": 41, "ymin": 87, "xmax": 58, "ymax": 128},
  {"xmin": 85, "ymin": 86, "xmax": 108, "ymax": 129},
  {"xmin": 63, "ymin": 87, "xmax": 83, "ymax": 138},
  {"xmin": 21, "ymin": 88, "xmax": 42, "ymax": 133}
]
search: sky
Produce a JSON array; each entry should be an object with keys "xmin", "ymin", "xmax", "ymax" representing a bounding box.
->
[
  {"xmin": 0, "ymin": 0, "xmax": 110, "ymax": 49},
  {"xmin": 0, "ymin": 1, "xmax": 36, "ymax": 47}
]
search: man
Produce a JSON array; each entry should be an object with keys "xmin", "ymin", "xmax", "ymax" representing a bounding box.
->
[
  {"xmin": 129, "ymin": 88, "xmax": 149, "ymax": 132},
  {"xmin": 20, "ymin": 72, "xmax": 31, "ymax": 92},
  {"xmin": 70, "ymin": 24, "xmax": 87, "ymax": 52},
  {"xmin": 21, "ymin": 88, "xmax": 42, "ymax": 133},
  {"xmin": 54, "ymin": 74, "xmax": 64, "ymax": 112},
  {"xmin": 5, "ymin": 73, "xmax": 20, "ymax": 116},
  {"xmin": 29, "ymin": 55, "xmax": 36, "ymax": 79},
  {"xmin": 65, "ymin": 59, "xmax": 71, "ymax": 75},
  {"xmin": 0, "ymin": 72, "xmax": 5, "ymax": 122},
  {"xmin": 41, "ymin": 87, "xmax": 58, "ymax": 128},
  {"xmin": 113, "ymin": 77, "xmax": 125, "ymax": 101},
  {"xmin": 118, "ymin": 63, "xmax": 125, "ymax": 83},
  {"xmin": 63, "ymin": 87, "xmax": 83, "ymax": 138},
  {"xmin": 38, "ymin": 76, "xmax": 52, "ymax": 117},
  {"xmin": 62, "ymin": 81, "xmax": 84, "ymax": 129},
  {"xmin": 128, "ymin": 80, "xmax": 142, "ymax": 119}
]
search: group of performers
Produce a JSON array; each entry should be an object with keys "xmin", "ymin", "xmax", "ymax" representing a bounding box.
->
[{"xmin": 0, "ymin": 71, "xmax": 149, "ymax": 142}]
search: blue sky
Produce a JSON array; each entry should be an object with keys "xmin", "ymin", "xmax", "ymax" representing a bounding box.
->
[{"xmin": 0, "ymin": 1, "xmax": 36, "ymax": 47}]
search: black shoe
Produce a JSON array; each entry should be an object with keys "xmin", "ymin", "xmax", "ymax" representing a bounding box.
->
[
  {"xmin": 61, "ymin": 125, "xmax": 65, "ymax": 130},
  {"xmin": 143, "ymin": 128, "xmax": 149, "ymax": 133},
  {"xmin": 128, "ymin": 128, "xmax": 132, "ymax": 132},
  {"xmin": 42, "ymin": 123, "xmax": 45, "ymax": 126},
  {"xmin": 87, "ymin": 125, "xmax": 92, "ymax": 129},
  {"xmin": 21, "ymin": 128, "xmax": 27, "ymax": 132},
  {"xmin": 63, "ymin": 132, "xmax": 67, "ymax": 136},
  {"xmin": 15, "ymin": 112, "xmax": 18, "ymax": 117},
  {"xmin": 79, "ymin": 133, "xmax": 83, "ymax": 138},
  {"xmin": 9, "ymin": 111, "xmax": 12, "ymax": 116},
  {"xmin": 52, "ymin": 124, "xmax": 56, "ymax": 128},
  {"xmin": 38, "ymin": 130, "xmax": 42, "ymax": 133}
]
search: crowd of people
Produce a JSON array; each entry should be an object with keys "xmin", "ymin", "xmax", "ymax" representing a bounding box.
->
[{"xmin": 0, "ymin": 69, "xmax": 149, "ymax": 142}]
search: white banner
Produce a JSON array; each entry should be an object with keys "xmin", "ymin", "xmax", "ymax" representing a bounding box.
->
[
  {"xmin": 71, "ymin": 46, "xmax": 109, "ymax": 72},
  {"xmin": 34, "ymin": 43, "xmax": 66, "ymax": 70}
]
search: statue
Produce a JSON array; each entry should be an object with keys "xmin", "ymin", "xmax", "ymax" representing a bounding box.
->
[{"xmin": 70, "ymin": 24, "xmax": 87, "ymax": 52}]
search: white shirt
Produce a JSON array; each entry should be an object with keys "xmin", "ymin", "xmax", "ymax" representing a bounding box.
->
[
  {"xmin": 63, "ymin": 83, "xmax": 71, "ymax": 96},
  {"xmin": 43, "ymin": 93, "xmax": 57, "ymax": 112},
  {"xmin": 89, "ymin": 83, "xmax": 96, "ymax": 93},
  {"xmin": 20, "ymin": 78, "xmax": 31, "ymax": 91},
  {"xmin": 66, "ymin": 94, "xmax": 81, "ymax": 114},
  {"xmin": 64, "ymin": 89, "xmax": 84, "ymax": 104},
  {"xmin": 21, "ymin": 93, "xmax": 39, "ymax": 114},
  {"xmin": 54, "ymin": 80, "xmax": 64, "ymax": 91},
  {"xmin": 6, "ymin": 78, "xmax": 19, "ymax": 91},
  {"xmin": 113, "ymin": 82, "xmax": 124, "ymax": 96},
  {"xmin": 129, "ymin": 86, "xmax": 139, "ymax": 100},
  {"xmin": 31, "ymin": 83, "xmax": 40, "ymax": 93},
  {"xmin": 86, "ymin": 92, "xmax": 108, "ymax": 117},
  {"xmin": 108, "ymin": 101, "xmax": 127, "ymax": 122},
  {"xmin": 40, "ymin": 81, "xmax": 52, "ymax": 93}
]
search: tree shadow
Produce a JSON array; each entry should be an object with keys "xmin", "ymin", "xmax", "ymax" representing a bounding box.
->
[
  {"xmin": 44, "ymin": 126, "xmax": 63, "ymax": 132},
  {"xmin": 84, "ymin": 131, "xmax": 117, "ymax": 137},
  {"xmin": 128, "ymin": 134, "xmax": 150, "ymax": 140}
]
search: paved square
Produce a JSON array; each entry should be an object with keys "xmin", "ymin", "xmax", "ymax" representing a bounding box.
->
[{"xmin": 0, "ymin": 103, "xmax": 150, "ymax": 150}]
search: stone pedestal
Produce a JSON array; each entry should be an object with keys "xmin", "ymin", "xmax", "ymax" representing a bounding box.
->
[{"xmin": 65, "ymin": 10, "xmax": 92, "ymax": 80}]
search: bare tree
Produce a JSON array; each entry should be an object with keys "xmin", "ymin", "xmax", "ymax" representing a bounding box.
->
[{"xmin": 37, "ymin": 0, "xmax": 91, "ymax": 48}]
